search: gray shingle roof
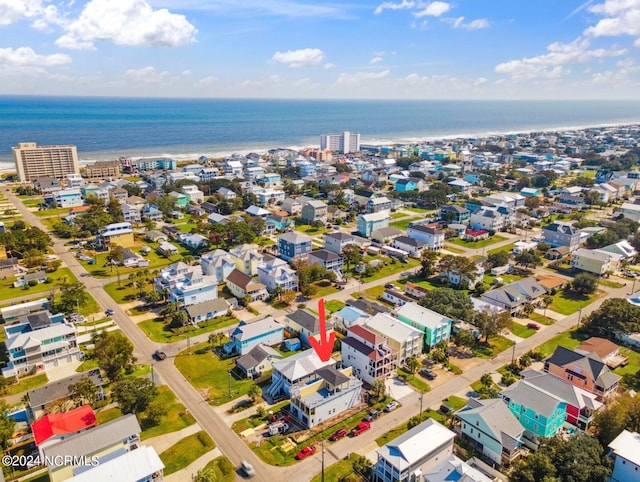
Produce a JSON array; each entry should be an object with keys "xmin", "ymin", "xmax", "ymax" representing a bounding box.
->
[{"xmin": 28, "ymin": 369, "xmax": 102, "ymax": 408}]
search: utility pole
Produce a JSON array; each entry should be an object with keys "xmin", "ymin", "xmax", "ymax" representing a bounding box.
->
[
  {"xmin": 419, "ymin": 390, "xmax": 424, "ymax": 419},
  {"xmin": 511, "ymin": 341, "xmax": 516, "ymax": 365},
  {"xmin": 228, "ymin": 370, "xmax": 232, "ymax": 399},
  {"xmin": 321, "ymin": 440, "xmax": 325, "ymax": 482},
  {"xmin": 578, "ymin": 307, "xmax": 583, "ymax": 327}
]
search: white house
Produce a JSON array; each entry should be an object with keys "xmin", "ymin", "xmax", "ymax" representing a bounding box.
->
[
  {"xmin": 200, "ymin": 249, "xmax": 236, "ymax": 283},
  {"xmin": 406, "ymin": 224, "xmax": 445, "ymax": 251},
  {"xmin": 257, "ymin": 254, "xmax": 299, "ymax": 292},
  {"xmin": 469, "ymin": 206, "xmax": 510, "ymax": 231},
  {"xmin": 182, "ymin": 184, "xmax": 204, "ymax": 204},
  {"xmin": 365, "ymin": 313, "xmax": 422, "ymax": 363},
  {"xmin": 570, "ymin": 248, "xmax": 623, "ymax": 276},
  {"xmin": 153, "ymin": 262, "xmax": 219, "ymax": 307},
  {"xmin": 341, "ymin": 325, "xmax": 397, "ymax": 385},
  {"xmin": 392, "ymin": 236, "xmax": 427, "ymax": 258},
  {"xmin": 620, "ymin": 202, "xmax": 640, "ymax": 222},
  {"xmin": 268, "ymin": 349, "xmax": 336, "ymax": 398},
  {"xmin": 394, "ymin": 302, "xmax": 452, "ymax": 350},
  {"xmin": 608, "ymin": 430, "xmax": 640, "ymax": 482}
]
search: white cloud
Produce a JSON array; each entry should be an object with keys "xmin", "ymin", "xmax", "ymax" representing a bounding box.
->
[
  {"xmin": 199, "ymin": 75, "xmax": 218, "ymax": 84},
  {"xmin": 473, "ymin": 77, "xmax": 488, "ymax": 86},
  {"xmin": 336, "ymin": 69, "xmax": 390, "ymax": 85},
  {"xmin": 0, "ymin": 0, "xmax": 44, "ymax": 26},
  {"xmin": 585, "ymin": 0, "xmax": 640, "ymax": 43},
  {"xmin": 495, "ymin": 38, "xmax": 626, "ymax": 80},
  {"xmin": 55, "ymin": 0, "xmax": 197, "ymax": 50},
  {"xmin": 0, "ymin": 46, "xmax": 71, "ymax": 67},
  {"xmin": 591, "ymin": 57, "xmax": 640, "ymax": 83},
  {"xmin": 370, "ymin": 56, "xmax": 383, "ymax": 64},
  {"xmin": 124, "ymin": 66, "xmax": 168, "ymax": 83},
  {"xmin": 374, "ymin": 0, "xmax": 415, "ymax": 15},
  {"xmin": 323, "ymin": 62, "xmax": 336, "ymax": 69},
  {"xmin": 272, "ymin": 48, "xmax": 325, "ymax": 68},
  {"xmin": 31, "ymin": 4, "xmax": 64, "ymax": 31},
  {"xmin": 452, "ymin": 16, "xmax": 490, "ymax": 29},
  {"xmin": 413, "ymin": 1, "xmax": 450, "ymax": 17}
]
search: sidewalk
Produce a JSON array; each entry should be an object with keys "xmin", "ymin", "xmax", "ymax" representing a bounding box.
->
[
  {"xmin": 144, "ymin": 423, "xmax": 202, "ymax": 454},
  {"xmin": 164, "ymin": 447, "xmax": 222, "ymax": 482}
]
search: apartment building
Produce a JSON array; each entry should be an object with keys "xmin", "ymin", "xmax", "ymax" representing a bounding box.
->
[
  {"xmin": 13, "ymin": 143, "xmax": 80, "ymax": 182},
  {"xmin": 320, "ymin": 131, "xmax": 360, "ymax": 154}
]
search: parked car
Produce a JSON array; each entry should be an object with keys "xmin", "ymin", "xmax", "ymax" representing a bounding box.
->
[
  {"xmin": 154, "ymin": 350, "xmax": 167, "ymax": 360},
  {"xmin": 240, "ymin": 460, "xmax": 255, "ymax": 478},
  {"xmin": 527, "ymin": 322, "xmax": 540, "ymax": 330},
  {"xmin": 329, "ymin": 428, "xmax": 348, "ymax": 441},
  {"xmin": 296, "ymin": 445, "xmax": 317, "ymax": 460},
  {"xmin": 385, "ymin": 283, "xmax": 395, "ymax": 289},
  {"xmin": 351, "ymin": 421, "xmax": 371, "ymax": 436},
  {"xmin": 105, "ymin": 308, "xmax": 115, "ymax": 316},
  {"xmin": 364, "ymin": 409, "xmax": 381, "ymax": 422},
  {"xmin": 421, "ymin": 369, "xmax": 437, "ymax": 380},
  {"xmin": 384, "ymin": 401, "xmax": 399, "ymax": 412}
]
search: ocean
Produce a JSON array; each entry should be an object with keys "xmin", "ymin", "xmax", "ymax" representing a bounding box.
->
[{"xmin": 1, "ymin": 96, "xmax": 640, "ymax": 168}]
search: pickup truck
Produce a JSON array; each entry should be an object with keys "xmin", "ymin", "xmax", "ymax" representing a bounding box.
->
[{"xmin": 351, "ymin": 421, "xmax": 371, "ymax": 436}]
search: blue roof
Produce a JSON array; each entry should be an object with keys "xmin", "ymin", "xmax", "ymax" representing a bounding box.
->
[{"xmin": 336, "ymin": 306, "xmax": 369, "ymax": 323}]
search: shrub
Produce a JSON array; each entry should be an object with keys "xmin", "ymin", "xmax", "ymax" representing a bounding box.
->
[{"xmin": 28, "ymin": 279, "xmax": 38, "ymax": 287}]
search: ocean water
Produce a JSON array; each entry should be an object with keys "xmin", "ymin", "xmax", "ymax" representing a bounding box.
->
[{"xmin": 1, "ymin": 96, "xmax": 640, "ymax": 166}]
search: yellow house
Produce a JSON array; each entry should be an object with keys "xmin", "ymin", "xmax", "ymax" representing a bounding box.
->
[{"xmin": 100, "ymin": 222, "xmax": 135, "ymax": 248}]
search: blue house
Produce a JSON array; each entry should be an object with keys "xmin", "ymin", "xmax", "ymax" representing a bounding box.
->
[
  {"xmin": 464, "ymin": 173, "xmax": 483, "ymax": 185},
  {"xmin": 223, "ymin": 317, "xmax": 284, "ymax": 356},
  {"xmin": 395, "ymin": 178, "xmax": 418, "ymax": 192},
  {"xmin": 357, "ymin": 212, "xmax": 390, "ymax": 237},
  {"xmin": 299, "ymin": 162, "xmax": 316, "ymax": 177},
  {"xmin": 266, "ymin": 214, "xmax": 293, "ymax": 232},
  {"xmin": 262, "ymin": 173, "xmax": 282, "ymax": 187},
  {"xmin": 285, "ymin": 338, "xmax": 301, "ymax": 351},
  {"xmin": 277, "ymin": 231, "xmax": 312, "ymax": 262}
]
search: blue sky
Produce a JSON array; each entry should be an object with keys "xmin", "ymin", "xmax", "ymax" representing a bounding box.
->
[{"xmin": 1, "ymin": 0, "xmax": 639, "ymax": 99}]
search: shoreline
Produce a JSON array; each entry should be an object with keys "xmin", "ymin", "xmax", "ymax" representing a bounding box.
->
[{"xmin": 1, "ymin": 120, "xmax": 638, "ymax": 171}]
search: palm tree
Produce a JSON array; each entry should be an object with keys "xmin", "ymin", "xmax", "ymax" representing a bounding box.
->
[
  {"xmin": 247, "ymin": 384, "xmax": 262, "ymax": 403},
  {"xmin": 406, "ymin": 357, "xmax": 420, "ymax": 375},
  {"xmin": 542, "ymin": 294, "xmax": 553, "ymax": 318}
]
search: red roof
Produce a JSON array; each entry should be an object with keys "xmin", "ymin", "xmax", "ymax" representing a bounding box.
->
[
  {"xmin": 31, "ymin": 405, "xmax": 97, "ymax": 445},
  {"xmin": 348, "ymin": 325, "xmax": 385, "ymax": 346},
  {"xmin": 69, "ymin": 206, "xmax": 91, "ymax": 213},
  {"xmin": 465, "ymin": 228, "xmax": 489, "ymax": 236}
]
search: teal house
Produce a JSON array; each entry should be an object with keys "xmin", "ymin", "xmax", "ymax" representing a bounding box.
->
[
  {"xmin": 394, "ymin": 302, "xmax": 452, "ymax": 350},
  {"xmin": 169, "ymin": 191, "xmax": 188, "ymax": 208},
  {"xmin": 500, "ymin": 380, "xmax": 566, "ymax": 439},
  {"xmin": 395, "ymin": 178, "xmax": 418, "ymax": 192}
]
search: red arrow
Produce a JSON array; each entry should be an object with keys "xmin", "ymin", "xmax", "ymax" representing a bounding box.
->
[{"xmin": 309, "ymin": 298, "xmax": 335, "ymax": 362}]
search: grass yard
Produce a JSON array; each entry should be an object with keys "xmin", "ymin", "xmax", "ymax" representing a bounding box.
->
[
  {"xmin": 404, "ymin": 207, "xmax": 435, "ymax": 214},
  {"xmin": 395, "ymin": 275, "xmax": 442, "ymax": 291},
  {"xmin": 442, "ymin": 395, "xmax": 467, "ymax": 411},
  {"xmin": 390, "ymin": 217, "xmax": 422, "ymax": 230},
  {"xmin": 473, "ymin": 335, "xmax": 514, "ymax": 359},
  {"xmin": 140, "ymin": 385, "xmax": 197, "ymax": 440},
  {"xmin": 21, "ymin": 198, "xmax": 43, "ymax": 208},
  {"xmin": 6, "ymin": 373, "xmax": 48, "ymax": 395},
  {"xmin": 311, "ymin": 280, "xmax": 340, "ymax": 298},
  {"xmin": 448, "ymin": 235, "xmax": 508, "ymax": 249},
  {"xmin": 536, "ymin": 330, "xmax": 588, "ymax": 357},
  {"xmin": 390, "ymin": 212, "xmax": 408, "ymax": 219},
  {"xmin": 615, "ymin": 347, "xmax": 640, "ymax": 391},
  {"xmin": 103, "ymin": 280, "xmax": 139, "ymax": 304},
  {"xmin": 175, "ymin": 342, "xmax": 255, "ymax": 405},
  {"xmin": 75, "ymin": 358, "xmax": 100, "ymax": 373},
  {"xmin": 549, "ymin": 290, "xmax": 603, "ymax": 315},
  {"xmin": 196, "ymin": 456, "xmax": 236, "ymax": 482},
  {"xmin": 160, "ymin": 431, "xmax": 216, "ymax": 475},
  {"xmin": 231, "ymin": 401, "xmax": 291, "ymax": 433},
  {"xmin": 488, "ymin": 242, "xmax": 516, "ymax": 255},
  {"xmin": 597, "ymin": 279, "xmax": 625, "ymax": 289},
  {"xmin": 79, "ymin": 245, "xmax": 183, "ymax": 278},
  {"xmin": 360, "ymin": 258, "xmax": 421, "ymax": 283},
  {"xmin": 0, "ymin": 267, "xmax": 77, "ymax": 301},
  {"xmin": 137, "ymin": 314, "xmax": 238, "ymax": 343},
  {"xmin": 33, "ymin": 207, "xmax": 70, "ymax": 218},
  {"xmin": 96, "ymin": 407, "xmax": 123, "ymax": 424},
  {"xmin": 509, "ymin": 322, "xmax": 537, "ymax": 338},
  {"xmin": 324, "ymin": 300, "xmax": 345, "ymax": 313},
  {"xmin": 397, "ymin": 367, "xmax": 431, "ymax": 392},
  {"xmin": 483, "ymin": 273, "xmax": 524, "ymax": 286},
  {"xmin": 529, "ymin": 312, "xmax": 556, "ymax": 325},
  {"xmin": 363, "ymin": 284, "xmax": 386, "ymax": 301},
  {"xmin": 375, "ymin": 409, "xmax": 447, "ymax": 446},
  {"xmin": 309, "ymin": 455, "xmax": 367, "ymax": 482},
  {"xmin": 442, "ymin": 245, "xmax": 466, "ymax": 254}
]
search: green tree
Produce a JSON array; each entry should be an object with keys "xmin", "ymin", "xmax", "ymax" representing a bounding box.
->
[
  {"xmin": 94, "ymin": 331, "xmax": 136, "ymax": 381},
  {"xmin": 487, "ymin": 251, "xmax": 510, "ymax": 268},
  {"xmin": 571, "ymin": 272, "xmax": 598, "ymax": 295},
  {"xmin": 0, "ymin": 401, "xmax": 15, "ymax": 449},
  {"xmin": 68, "ymin": 377, "xmax": 99, "ymax": 406},
  {"xmin": 112, "ymin": 377, "xmax": 157, "ymax": 414},
  {"xmin": 59, "ymin": 281, "xmax": 89, "ymax": 313},
  {"xmin": 247, "ymin": 384, "xmax": 262, "ymax": 403},
  {"xmin": 406, "ymin": 357, "xmax": 420, "ymax": 374},
  {"xmin": 142, "ymin": 400, "xmax": 167, "ymax": 429},
  {"xmin": 419, "ymin": 250, "xmax": 439, "ymax": 278},
  {"xmin": 341, "ymin": 244, "xmax": 363, "ymax": 272},
  {"xmin": 452, "ymin": 330, "xmax": 476, "ymax": 348},
  {"xmin": 583, "ymin": 298, "xmax": 640, "ymax": 338},
  {"xmin": 107, "ymin": 198, "xmax": 124, "ymax": 223},
  {"xmin": 592, "ymin": 394, "xmax": 640, "ymax": 446},
  {"xmin": 371, "ymin": 379, "xmax": 387, "ymax": 400},
  {"xmin": 437, "ymin": 255, "xmax": 478, "ymax": 286},
  {"xmin": 144, "ymin": 289, "xmax": 160, "ymax": 306},
  {"xmin": 473, "ymin": 307, "xmax": 511, "ymax": 343},
  {"xmin": 418, "ymin": 288, "xmax": 474, "ymax": 321},
  {"xmin": 170, "ymin": 310, "xmax": 190, "ymax": 328},
  {"xmin": 351, "ymin": 454, "xmax": 373, "ymax": 480},
  {"xmin": 514, "ymin": 249, "xmax": 542, "ymax": 269},
  {"xmin": 106, "ymin": 244, "xmax": 124, "ymax": 272}
]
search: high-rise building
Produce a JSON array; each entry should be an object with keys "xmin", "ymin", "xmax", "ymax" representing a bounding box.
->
[
  {"xmin": 320, "ymin": 131, "xmax": 360, "ymax": 154},
  {"xmin": 12, "ymin": 142, "xmax": 80, "ymax": 182}
]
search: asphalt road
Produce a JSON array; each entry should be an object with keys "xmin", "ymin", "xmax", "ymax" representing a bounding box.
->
[{"xmin": 6, "ymin": 189, "xmax": 628, "ymax": 481}]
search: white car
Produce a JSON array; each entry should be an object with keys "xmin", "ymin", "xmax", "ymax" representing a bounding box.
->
[
  {"xmin": 241, "ymin": 460, "xmax": 255, "ymax": 478},
  {"xmin": 384, "ymin": 401, "xmax": 399, "ymax": 412}
]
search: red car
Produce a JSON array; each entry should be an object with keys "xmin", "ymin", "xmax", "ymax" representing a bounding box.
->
[
  {"xmin": 296, "ymin": 445, "xmax": 317, "ymax": 460},
  {"xmin": 527, "ymin": 322, "xmax": 540, "ymax": 330},
  {"xmin": 329, "ymin": 428, "xmax": 348, "ymax": 441},
  {"xmin": 351, "ymin": 421, "xmax": 371, "ymax": 436}
]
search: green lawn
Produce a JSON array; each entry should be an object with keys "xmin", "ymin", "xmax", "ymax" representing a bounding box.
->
[
  {"xmin": 483, "ymin": 273, "xmax": 524, "ymax": 286},
  {"xmin": 6, "ymin": 373, "xmax": 48, "ymax": 395},
  {"xmin": 443, "ymin": 245, "xmax": 466, "ymax": 254},
  {"xmin": 448, "ymin": 235, "xmax": 508, "ymax": 249},
  {"xmin": 96, "ymin": 407, "xmax": 123, "ymax": 424},
  {"xmin": 549, "ymin": 290, "xmax": 603, "ymax": 315},
  {"xmin": 309, "ymin": 455, "xmax": 367, "ymax": 482},
  {"xmin": 360, "ymin": 258, "xmax": 421, "ymax": 283},
  {"xmin": 196, "ymin": 456, "xmax": 236, "ymax": 482},
  {"xmin": 615, "ymin": 347, "xmax": 640, "ymax": 391},
  {"xmin": 536, "ymin": 330, "xmax": 588, "ymax": 357},
  {"xmin": 395, "ymin": 275, "xmax": 442, "ymax": 291},
  {"xmin": 103, "ymin": 280, "xmax": 139, "ymax": 304},
  {"xmin": 488, "ymin": 242, "xmax": 516, "ymax": 255},
  {"xmin": 397, "ymin": 367, "xmax": 431, "ymax": 392},
  {"xmin": 160, "ymin": 431, "xmax": 216, "ymax": 475},
  {"xmin": 324, "ymin": 300, "xmax": 345, "ymax": 313},
  {"xmin": 404, "ymin": 207, "xmax": 435, "ymax": 214},
  {"xmin": 375, "ymin": 409, "xmax": 447, "ymax": 446},
  {"xmin": 442, "ymin": 395, "xmax": 467, "ymax": 411},
  {"xmin": 75, "ymin": 358, "xmax": 100, "ymax": 373},
  {"xmin": 0, "ymin": 267, "xmax": 77, "ymax": 301},
  {"xmin": 597, "ymin": 279, "xmax": 625, "ymax": 289},
  {"xmin": 473, "ymin": 335, "xmax": 514, "ymax": 359},
  {"xmin": 390, "ymin": 217, "xmax": 422, "ymax": 230},
  {"xmin": 140, "ymin": 385, "xmax": 197, "ymax": 440},
  {"xmin": 33, "ymin": 207, "xmax": 70, "ymax": 218},
  {"xmin": 390, "ymin": 212, "xmax": 408, "ymax": 219},
  {"xmin": 80, "ymin": 245, "xmax": 183, "ymax": 278},
  {"xmin": 311, "ymin": 280, "xmax": 340, "ymax": 298},
  {"xmin": 529, "ymin": 312, "xmax": 555, "ymax": 325},
  {"xmin": 21, "ymin": 198, "xmax": 43, "ymax": 207},
  {"xmin": 509, "ymin": 322, "xmax": 537, "ymax": 338},
  {"xmin": 137, "ymin": 314, "xmax": 238, "ymax": 343},
  {"xmin": 175, "ymin": 342, "xmax": 255, "ymax": 405}
]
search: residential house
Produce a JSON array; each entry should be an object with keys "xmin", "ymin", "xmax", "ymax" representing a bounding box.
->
[
  {"xmin": 423, "ymin": 456, "xmax": 493, "ymax": 482},
  {"xmin": 1, "ymin": 298, "xmax": 51, "ymax": 323},
  {"xmin": 278, "ymin": 232, "xmax": 312, "ymax": 263},
  {"xmin": 481, "ymin": 277, "xmax": 547, "ymax": 315},
  {"xmin": 440, "ymin": 205, "xmax": 470, "ymax": 224},
  {"xmin": 395, "ymin": 302, "xmax": 452, "ymax": 350},
  {"xmin": 200, "ymin": 249, "xmax": 235, "ymax": 283},
  {"xmin": 257, "ymin": 254, "xmax": 299, "ymax": 292},
  {"xmin": 374, "ymin": 419, "xmax": 455, "ymax": 482},
  {"xmin": 41, "ymin": 414, "xmax": 142, "ymax": 482},
  {"xmin": 469, "ymin": 206, "xmax": 510, "ymax": 232},
  {"xmin": 153, "ymin": 262, "xmax": 219, "ymax": 307},
  {"xmin": 121, "ymin": 248, "xmax": 147, "ymax": 268},
  {"xmin": 283, "ymin": 309, "xmax": 334, "ymax": 348},
  {"xmin": 65, "ymin": 173, "xmax": 84, "ymax": 188},
  {"xmin": 223, "ymin": 316, "xmax": 283, "ymax": 356},
  {"xmin": 341, "ymin": 325, "xmax": 398, "ymax": 385},
  {"xmin": 454, "ymin": 398, "xmax": 525, "ymax": 466},
  {"xmin": 543, "ymin": 346, "xmax": 621, "ymax": 399},
  {"xmin": 268, "ymin": 348, "xmax": 336, "ymax": 398},
  {"xmin": 575, "ymin": 337, "xmax": 627, "ymax": 368},
  {"xmin": 500, "ymin": 379, "xmax": 567, "ymax": 440},
  {"xmin": 366, "ymin": 196, "xmax": 393, "ymax": 213},
  {"xmin": 168, "ymin": 191, "xmax": 188, "ymax": 208},
  {"xmin": 542, "ymin": 222, "xmax": 581, "ymax": 252},
  {"xmin": 391, "ymin": 236, "xmax": 427, "ymax": 258},
  {"xmin": 185, "ymin": 298, "xmax": 230, "ymax": 325},
  {"xmin": 519, "ymin": 369, "xmax": 603, "ymax": 430},
  {"xmin": 440, "ymin": 261, "xmax": 485, "ymax": 289},
  {"xmin": 608, "ymin": 430, "xmax": 640, "ymax": 482},
  {"xmin": 483, "ymin": 192, "xmax": 525, "ymax": 210},
  {"xmin": 463, "ymin": 228, "xmax": 490, "ymax": 242},
  {"xmin": 156, "ymin": 241, "xmax": 179, "ymax": 257},
  {"xmin": 555, "ymin": 186, "xmax": 585, "ymax": 212},
  {"xmin": 371, "ymin": 227, "xmax": 402, "ymax": 245},
  {"xmin": 120, "ymin": 204, "xmax": 141, "ymax": 224},
  {"xmin": 404, "ymin": 282, "xmax": 429, "ymax": 300},
  {"xmin": 395, "ymin": 178, "xmax": 425, "ymax": 192},
  {"xmin": 99, "ymin": 222, "xmax": 135, "ymax": 249},
  {"xmin": 281, "ymin": 198, "xmax": 302, "ymax": 216},
  {"xmin": 32, "ymin": 405, "xmax": 97, "ymax": 454},
  {"xmin": 2, "ymin": 311, "xmax": 81, "ymax": 378},
  {"xmin": 308, "ymin": 249, "xmax": 344, "ymax": 278},
  {"xmin": 255, "ymin": 188, "xmax": 285, "ymax": 206},
  {"xmin": 357, "ymin": 212, "xmax": 390, "ymax": 237},
  {"xmin": 27, "ymin": 370, "xmax": 103, "ymax": 421},
  {"xmin": 217, "ymin": 187, "xmax": 237, "ymax": 200},
  {"xmin": 448, "ymin": 179, "xmax": 472, "ymax": 193},
  {"xmin": 235, "ymin": 344, "xmax": 284, "ymax": 379},
  {"xmin": 290, "ymin": 366, "xmax": 363, "ymax": 428},
  {"xmin": 225, "ymin": 269, "xmax": 268, "ymax": 302},
  {"xmin": 109, "ymin": 187, "xmax": 128, "ymax": 202},
  {"xmin": 224, "ymin": 159, "xmax": 243, "ymax": 177},
  {"xmin": 619, "ymin": 202, "xmax": 640, "ymax": 222},
  {"xmin": 301, "ymin": 200, "xmax": 328, "ymax": 224},
  {"xmin": 382, "ymin": 288, "xmax": 414, "ymax": 306},
  {"xmin": 365, "ymin": 313, "xmax": 422, "ymax": 363},
  {"xmin": 13, "ymin": 270, "xmax": 47, "ymax": 288},
  {"xmin": 245, "ymin": 205, "xmax": 270, "ymax": 219},
  {"xmin": 266, "ymin": 213, "xmax": 293, "ymax": 232},
  {"xmin": 570, "ymin": 248, "xmax": 623, "ymax": 275},
  {"xmin": 179, "ymin": 233, "xmax": 209, "ymax": 251},
  {"xmin": 262, "ymin": 173, "xmax": 282, "ymax": 187},
  {"xmin": 600, "ymin": 240, "xmax": 638, "ymax": 261},
  {"xmin": 324, "ymin": 232, "xmax": 357, "ymax": 255},
  {"xmin": 64, "ymin": 445, "xmax": 163, "ymax": 482},
  {"xmin": 331, "ymin": 305, "xmax": 371, "ymax": 333},
  {"xmin": 54, "ymin": 189, "xmax": 83, "ymax": 208},
  {"xmin": 34, "ymin": 177, "xmax": 62, "ymax": 194},
  {"xmin": 406, "ymin": 224, "xmax": 445, "ymax": 251},
  {"xmin": 182, "ymin": 185, "xmax": 204, "ymax": 204},
  {"xmin": 229, "ymin": 244, "xmax": 263, "ymax": 276},
  {"xmin": 141, "ymin": 203, "xmax": 163, "ymax": 221}
]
